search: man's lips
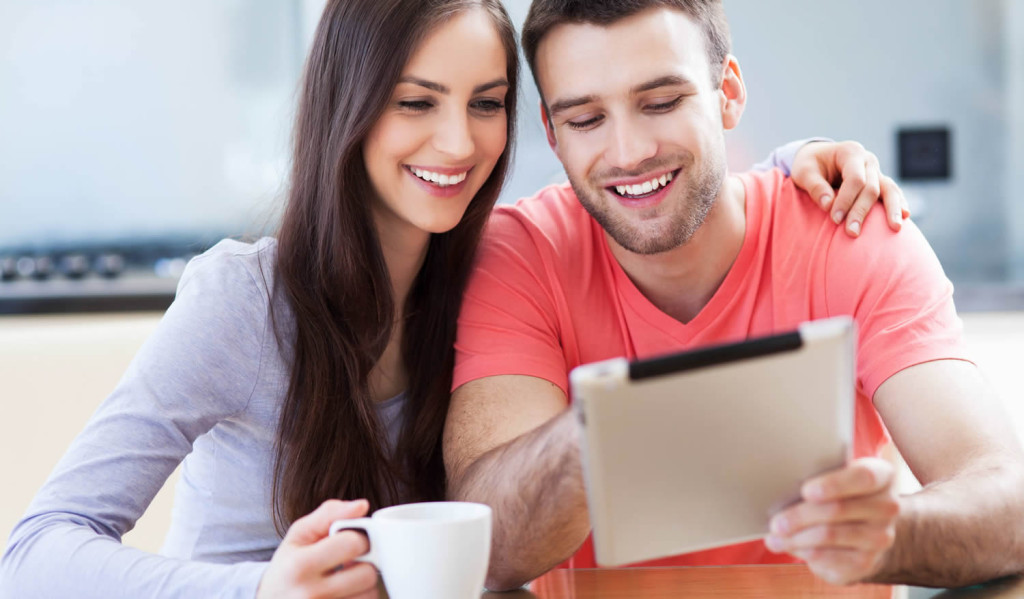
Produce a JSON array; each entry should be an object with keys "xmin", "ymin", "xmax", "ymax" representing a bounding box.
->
[{"xmin": 605, "ymin": 168, "xmax": 680, "ymax": 200}]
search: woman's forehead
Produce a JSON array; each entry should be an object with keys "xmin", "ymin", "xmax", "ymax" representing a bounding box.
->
[{"xmin": 401, "ymin": 9, "xmax": 508, "ymax": 81}]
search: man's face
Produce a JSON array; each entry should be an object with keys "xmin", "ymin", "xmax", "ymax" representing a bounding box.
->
[{"xmin": 534, "ymin": 7, "xmax": 740, "ymax": 255}]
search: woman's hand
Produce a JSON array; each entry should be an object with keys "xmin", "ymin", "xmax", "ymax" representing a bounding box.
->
[
  {"xmin": 791, "ymin": 141, "xmax": 910, "ymax": 237},
  {"xmin": 257, "ymin": 499, "xmax": 379, "ymax": 599}
]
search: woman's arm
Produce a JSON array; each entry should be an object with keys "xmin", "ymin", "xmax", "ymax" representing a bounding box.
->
[{"xmin": 0, "ymin": 243, "xmax": 272, "ymax": 598}]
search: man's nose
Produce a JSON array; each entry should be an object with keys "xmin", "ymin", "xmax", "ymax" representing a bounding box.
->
[{"xmin": 604, "ymin": 117, "xmax": 658, "ymax": 171}]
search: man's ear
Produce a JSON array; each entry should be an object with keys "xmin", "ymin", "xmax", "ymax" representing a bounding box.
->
[
  {"xmin": 540, "ymin": 100, "xmax": 558, "ymax": 152},
  {"xmin": 719, "ymin": 55, "xmax": 747, "ymax": 130}
]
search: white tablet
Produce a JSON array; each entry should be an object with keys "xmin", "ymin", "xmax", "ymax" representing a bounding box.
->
[{"xmin": 570, "ymin": 316, "xmax": 856, "ymax": 566}]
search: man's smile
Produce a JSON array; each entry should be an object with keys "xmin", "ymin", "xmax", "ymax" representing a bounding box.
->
[{"xmin": 605, "ymin": 168, "xmax": 680, "ymax": 200}]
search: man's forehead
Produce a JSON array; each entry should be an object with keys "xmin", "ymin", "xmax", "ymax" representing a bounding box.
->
[{"xmin": 534, "ymin": 7, "xmax": 711, "ymax": 101}]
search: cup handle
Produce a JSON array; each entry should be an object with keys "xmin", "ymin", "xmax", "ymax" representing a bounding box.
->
[{"xmin": 329, "ymin": 517, "xmax": 377, "ymax": 567}]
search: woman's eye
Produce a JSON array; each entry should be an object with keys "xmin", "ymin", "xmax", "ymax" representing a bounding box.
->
[
  {"xmin": 472, "ymin": 99, "xmax": 506, "ymax": 114},
  {"xmin": 398, "ymin": 100, "xmax": 434, "ymax": 112},
  {"xmin": 647, "ymin": 96, "xmax": 684, "ymax": 112},
  {"xmin": 567, "ymin": 115, "xmax": 603, "ymax": 131}
]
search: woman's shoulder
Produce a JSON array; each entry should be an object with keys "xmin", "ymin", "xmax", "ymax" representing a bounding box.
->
[
  {"xmin": 170, "ymin": 237, "xmax": 289, "ymax": 331},
  {"xmin": 180, "ymin": 237, "xmax": 279, "ymax": 294}
]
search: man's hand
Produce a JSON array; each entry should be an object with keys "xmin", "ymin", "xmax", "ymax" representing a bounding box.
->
[
  {"xmin": 791, "ymin": 141, "xmax": 910, "ymax": 237},
  {"xmin": 764, "ymin": 458, "xmax": 900, "ymax": 586}
]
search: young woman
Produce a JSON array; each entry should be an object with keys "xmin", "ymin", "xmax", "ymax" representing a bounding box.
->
[
  {"xmin": 2, "ymin": 1, "xmax": 517, "ymax": 597},
  {"xmin": 0, "ymin": 0, "xmax": 903, "ymax": 597}
]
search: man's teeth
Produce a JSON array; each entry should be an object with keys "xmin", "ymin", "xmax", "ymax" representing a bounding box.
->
[
  {"xmin": 615, "ymin": 172, "xmax": 673, "ymax": 197},
  {"xmin": 411, "ymin": 167, "xmax": 468, "ymax": 187}
]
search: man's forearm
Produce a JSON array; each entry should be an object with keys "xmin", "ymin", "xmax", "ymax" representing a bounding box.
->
[
  {"xmin": 869, "ymin": 459, "xmax": 1024, "ymax": 587},
  {"xmin": 449, "ymin": 410, "xmax": 590, "ymax": 591}
]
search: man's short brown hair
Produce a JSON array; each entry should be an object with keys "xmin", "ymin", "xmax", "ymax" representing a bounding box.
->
[{"xmin": 522, "ymin": 0, "xmax": 732, "ymax": 97}]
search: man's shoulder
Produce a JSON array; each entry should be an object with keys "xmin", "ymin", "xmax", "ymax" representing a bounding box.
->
[
  {"xmin": 743, "ymin": 168, "xmax": 890, "ymax": 257},
  {"xmin": 744, "ymin": 169, "xmax": 944, "ymax": 301},
  {"xmin": 742, "ymin": 168, "xmax": 824, "ymax": 228}
]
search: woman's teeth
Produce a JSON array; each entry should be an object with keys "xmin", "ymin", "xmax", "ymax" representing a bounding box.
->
[
  {"xmin": 615, "ymin": 171, "xmax": 673, "ymax": 198},
  {"xmin": 411, "ymin": 167, "xmax": 468, "ymax": 187}
]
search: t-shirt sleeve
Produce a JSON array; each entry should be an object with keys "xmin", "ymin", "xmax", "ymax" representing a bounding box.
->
[
  {"xmin": 751, "ymin": 138, "xmax": 832, "ymax": 175},
  {"xmin": 822, "ymin": 207, "xmax": 972, "ymax": 399},
  {"xmin": 453, "ymin": 213, "xmax": 569, "ymax": 395},
  {"xmin": 0, "ymin": 243, "xmax": 272, "ymax": 598}
]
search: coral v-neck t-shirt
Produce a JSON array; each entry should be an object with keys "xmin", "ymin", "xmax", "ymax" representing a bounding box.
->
[{"xmin": 453, "ymin": 168, "xmax": 970, "ymax": 569}]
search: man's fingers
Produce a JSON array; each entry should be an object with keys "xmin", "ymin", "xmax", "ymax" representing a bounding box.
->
[
  {"xmin": 284, "ymin": 499, "xmax": 371, "ymax": 547},
  {"xmin": 801, "ymin": 458, "xmax": 895, "ymax": 503},
  {"xmin": 791, "ymin": 548, "xmax": 880, "ymax": 586},
  {"xmin": 766, "ymin": 521, "xmax": 895, "ymax": 553},
  {"xmin": 316, "ymin": 562, "xmax": 379, "ymax": 599},
  {"xmin": 770, "ymin": 494, "xmax": 899, "ymax": 537},
  {"xmin": 843, "ymin": 158, "xmax": 881, "ymax": 237}
]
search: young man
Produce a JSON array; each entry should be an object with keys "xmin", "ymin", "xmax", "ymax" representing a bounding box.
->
[{"xmin": 444, "ymin": 0, "xmax": 1024, "ymax": 591}]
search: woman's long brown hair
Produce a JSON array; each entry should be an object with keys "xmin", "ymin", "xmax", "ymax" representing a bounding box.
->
[{"xmin": 270, "ymin": 0, "xmax": 518, "ymax": 531}]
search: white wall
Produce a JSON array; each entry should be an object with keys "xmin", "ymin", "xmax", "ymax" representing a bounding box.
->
[
  {"xmin": 0, "ymin": 0, "xmax": 301, "ymax": 247},
  {"xmin": 3, "ymin": 0, "xmax": 1018, "ymax": 288},
  {"xmin": 492, "ymin": 0, "xmax": 569, "ymax": 204},
  {"xmin": 1007, "ymin": 0, "xmax": 1024, "ymax": 280},
  {"xmin": 722, "ymin": 0, "xmax": 1009, "ymax": 282}
]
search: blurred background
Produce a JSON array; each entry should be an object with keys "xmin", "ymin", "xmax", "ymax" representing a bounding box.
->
[
  {"xmin": 2, "ymin": 0, "xmax": 1023, "ymax": 312},
  {"xmin": 1, "ymin": 0, "xmax": 1023, "ymax": 557}
]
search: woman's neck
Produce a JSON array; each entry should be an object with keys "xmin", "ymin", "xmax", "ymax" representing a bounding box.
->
[
  {"xmin": 374, "ymin": 209, "xmax": 431, "ymax": 306},
  {"xmin": 369, "ymin": 208, "xmax": 431, "ymax": 402}
]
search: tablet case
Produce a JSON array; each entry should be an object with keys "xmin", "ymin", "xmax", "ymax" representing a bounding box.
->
[{"xmin": 570, "ymin": 317, "xmax": 856, "ymax": 566}]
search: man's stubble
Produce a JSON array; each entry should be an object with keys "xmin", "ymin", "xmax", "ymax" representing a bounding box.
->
[{"xmin": 569, "ymin": 146, "xmax": 727, "ymax": 256}]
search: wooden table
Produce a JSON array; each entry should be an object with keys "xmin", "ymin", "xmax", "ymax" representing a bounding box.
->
[{"xmin": 462, "ymin": 566, "xmax": 1024, "ymax": 599}]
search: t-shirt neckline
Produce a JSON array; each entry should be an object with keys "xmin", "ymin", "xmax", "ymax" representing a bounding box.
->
[{"xmin": 600, "ymin": 173, "xmax": 762, "ymax": 345}]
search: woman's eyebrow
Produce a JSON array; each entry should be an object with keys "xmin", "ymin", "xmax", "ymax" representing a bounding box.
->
[
  {"xmin": 397, "ymin": 76, "xmax": 509, "ymax": 95},
  {"xmin": 473, "ymin": 78, "xmax": 510, "ymax": 94}
]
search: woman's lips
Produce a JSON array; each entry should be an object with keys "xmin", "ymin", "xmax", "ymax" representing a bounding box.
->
[{"xmin": 405, "ymin": 165, "xmax": 472, "ymax": 198}]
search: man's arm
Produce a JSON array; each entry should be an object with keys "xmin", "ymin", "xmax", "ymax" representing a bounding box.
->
[
  {"xmin": 767, "ymin": 359, "xmax": 1024, "ymax": 587},
  {"xmin": 444, "ymin": 375, "xmax": 588, "ymax": 591},
  {"xmin": 873, "ymin": 359, "xmax": 1024, "ymax": 585}
]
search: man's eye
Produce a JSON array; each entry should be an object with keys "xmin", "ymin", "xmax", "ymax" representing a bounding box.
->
[
  {"xmin": 567, "ymin": 115, "xmax": 603, "ymax": 130},
  {"xmin": 398, "ymin": 100, "xmax": 434, "ymax": 112},
  {"xmin": 647, "ymin": 96, "xmax": 684, "ymax": 112}
]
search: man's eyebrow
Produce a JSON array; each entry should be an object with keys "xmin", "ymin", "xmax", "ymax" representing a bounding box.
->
[
  {"xmin": 547, "ymin": 75, "xmax": 695, "ymax": 117},
  {"xmin": 547, "ymin": 95, "xmax": 598, "ymax": 117},
  {"xmin": 632, "ymin": 74, "xmax": 695, "ymax": 95},
  {"xmin": 397, "ymin": 77, "xmax": 510, "ymax": 95}
]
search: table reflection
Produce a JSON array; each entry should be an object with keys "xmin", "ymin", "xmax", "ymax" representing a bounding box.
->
[{"xmin": 468, "ymin": 566, "xmax": 1024, "ymax": 599}]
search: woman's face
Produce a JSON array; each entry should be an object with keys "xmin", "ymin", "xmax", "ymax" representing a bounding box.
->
[{"xmin": 363, "ymin": 9, "xmax": 509, "ymax": 244}]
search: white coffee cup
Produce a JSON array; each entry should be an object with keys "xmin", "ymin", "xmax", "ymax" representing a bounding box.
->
[{"xmin": 329, "ymin": 501, "xmax": 492, "ymax": 599}]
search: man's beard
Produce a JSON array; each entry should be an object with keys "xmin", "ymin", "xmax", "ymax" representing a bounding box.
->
[{"xmin": 570, "ymin": 149, "xmax": 726, "ymax": 255}]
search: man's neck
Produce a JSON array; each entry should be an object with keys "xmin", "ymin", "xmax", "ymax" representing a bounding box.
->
[{"xmin": 608, "ymin": 174, "xmax": 747, "ymax": 324}]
